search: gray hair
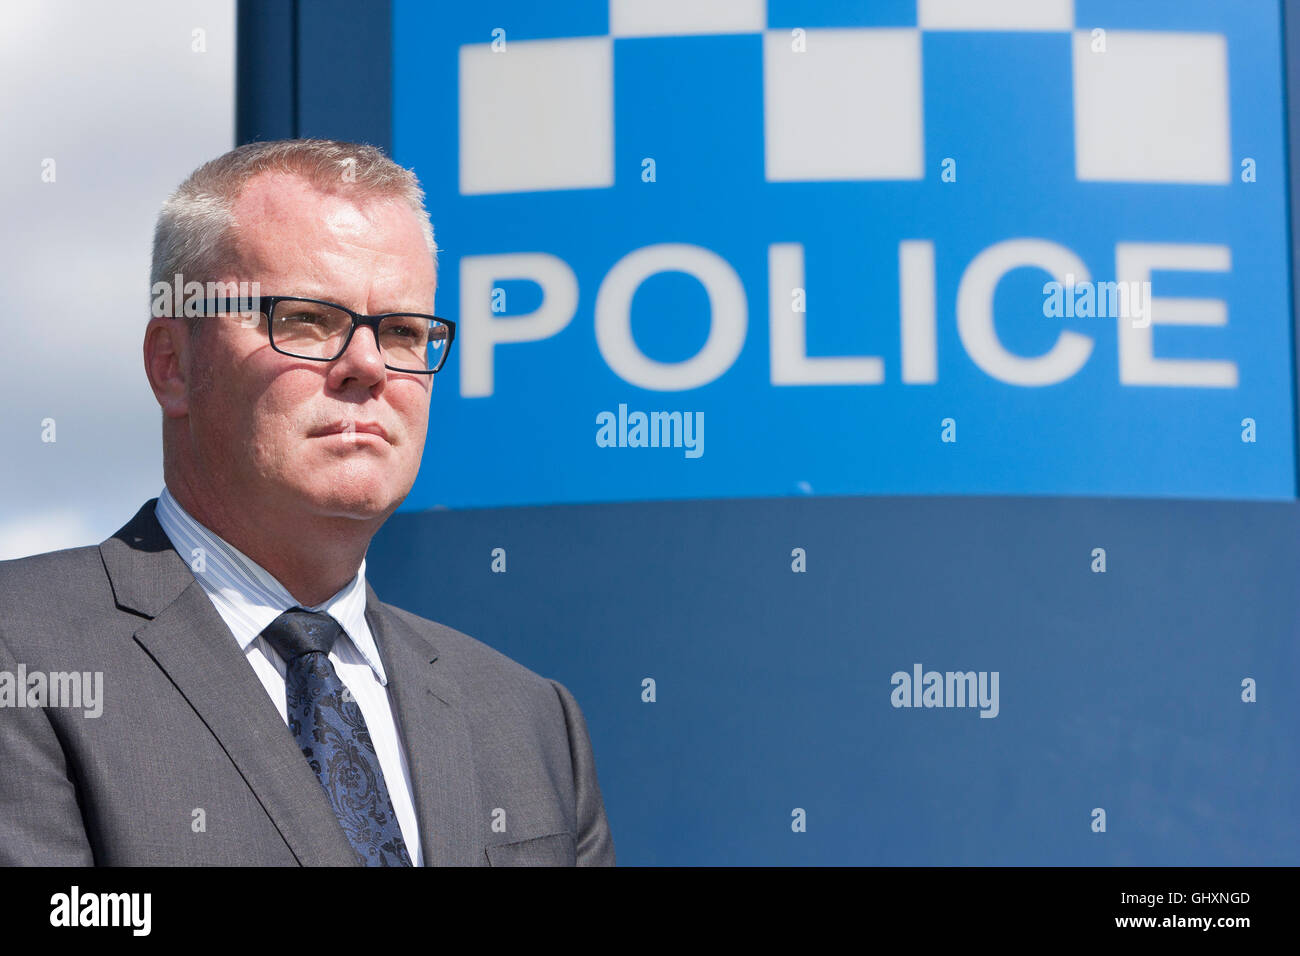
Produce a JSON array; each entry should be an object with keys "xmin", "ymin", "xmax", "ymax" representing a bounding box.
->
[{"xmin": 151, "ymin": 138, "xmax": 438, "ymax": 321}]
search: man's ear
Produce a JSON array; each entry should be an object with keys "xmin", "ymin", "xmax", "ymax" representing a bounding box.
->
[{"xmin": 144, "ymin": 316, "xmax": 193, "ymax": 419}]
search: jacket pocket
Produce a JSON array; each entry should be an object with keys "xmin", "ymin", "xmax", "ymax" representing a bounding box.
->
[{"xmin": 484, "ymin": 831, "xmax": 577, "ymax": 866}]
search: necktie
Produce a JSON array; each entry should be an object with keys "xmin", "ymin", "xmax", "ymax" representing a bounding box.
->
[{"xmin": 259, "ymin": 608, "xmax": 413, "ymax": 866}]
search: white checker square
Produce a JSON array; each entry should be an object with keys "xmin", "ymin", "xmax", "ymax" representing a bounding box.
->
[
  {"xmin": 459, "ymin": 37, "xmax": 613, "ymax": 195},
  {"xmin": 764, "ymin": 28, "xmax": 923, "ymax": 182},
  {"xmin": 918, "ymin": 0, "xmax": 1074, "ymax": 31},
  {"xmin": 610, "ymin": 0, "xmax": 766, "ymax": 37},
  {"xmin": 1073, "ymin": 30, "xmax": 1230, "ymax": 184}
]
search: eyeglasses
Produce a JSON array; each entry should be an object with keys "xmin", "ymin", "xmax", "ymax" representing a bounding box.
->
[{"xmin": 191, "ymin": 296, "xmax": 455, "ymax": 374}]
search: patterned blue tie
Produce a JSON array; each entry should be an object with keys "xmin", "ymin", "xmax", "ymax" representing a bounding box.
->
[{"xmin": 260, "ymin": 608, "xmax": 413, "ymax": 866}]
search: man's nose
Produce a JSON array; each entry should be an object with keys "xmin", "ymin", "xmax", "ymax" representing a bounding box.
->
[{"xmin": 331, "ymin": 323, "xmax": 387, "ymax": 383}]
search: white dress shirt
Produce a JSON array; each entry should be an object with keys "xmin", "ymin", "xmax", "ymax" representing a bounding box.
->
[{"xmin": 154, "ymin": 486, "xmax": 423, "ymax": 865}]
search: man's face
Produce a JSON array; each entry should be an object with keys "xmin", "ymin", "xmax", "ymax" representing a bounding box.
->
[{"xmin": 182, "ymin": 171, "xmax": 437, "ymax": 524}]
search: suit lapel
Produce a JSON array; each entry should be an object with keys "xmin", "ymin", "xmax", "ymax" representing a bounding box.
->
[
  {"xmin": 365, "ymin": 585, "xmax": 483, "ymax": 866},
  {"xmin": 103, "ymin": 500, "xmax": 358, "ymax": 866}
]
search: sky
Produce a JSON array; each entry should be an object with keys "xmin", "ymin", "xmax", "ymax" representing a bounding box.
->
[{"xmin": 0, "ymin": 0, "xmax": 235, "ymax": 558}]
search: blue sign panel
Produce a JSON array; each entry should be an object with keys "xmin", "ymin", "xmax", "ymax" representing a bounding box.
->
[{"xmin": 392, "ymin": 0, "xmax": 1295, "ymax": 508}]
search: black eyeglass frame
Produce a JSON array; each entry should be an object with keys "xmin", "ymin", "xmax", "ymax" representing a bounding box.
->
[{"xmin": 189, "ymin": 295, "xmax": 456, "ymax": 375}]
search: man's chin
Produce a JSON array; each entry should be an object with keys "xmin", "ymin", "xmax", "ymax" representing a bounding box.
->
[
  {"xmin": 320, "ymin": 498, "xmax": 398, "ymax": 522},
  {"xmin": 294, "ymin": 484, "xmax": 400, "ymax": 522}
]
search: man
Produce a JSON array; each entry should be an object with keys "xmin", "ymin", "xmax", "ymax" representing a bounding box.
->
[{"xmin": 0, "ymin": 139, "xmax": 615, "ymax": 866}]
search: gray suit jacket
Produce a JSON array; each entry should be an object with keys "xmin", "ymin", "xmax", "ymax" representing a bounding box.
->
[{"xmin": 0, "ymin": 500, "xmax": 615, "ymax": 866}]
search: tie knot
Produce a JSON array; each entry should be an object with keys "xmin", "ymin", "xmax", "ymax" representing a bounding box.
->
[{"xmin": 261, "ymin": 608, "xmax": 343, "ymax": 662}]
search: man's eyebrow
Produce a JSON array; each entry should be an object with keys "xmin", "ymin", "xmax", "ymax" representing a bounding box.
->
[
  {"xmin": 275, "ymin": 287, "xmax": 331, "ymax": 300},
  {"xmin": 273, "ymin": 292, "xmax": 436, "ymax": 314}
]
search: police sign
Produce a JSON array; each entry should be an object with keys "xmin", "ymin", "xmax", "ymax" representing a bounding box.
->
[{"xmin": 393, "ymin": 0, "xmax": 1295, "ymax": 508}]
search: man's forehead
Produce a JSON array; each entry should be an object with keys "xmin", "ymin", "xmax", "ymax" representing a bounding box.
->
[
  {"xmin": 234, "ymin": 171, "xmax": 397, "ymax": 227},
  {"xmin": 226, "ymin": 172, "xmax": 433, "ymax": 286}
]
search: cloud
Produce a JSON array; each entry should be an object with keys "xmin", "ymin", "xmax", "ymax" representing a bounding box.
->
[
  {"xmin": 0, "ymin": 509, "xmax": 101, "ymax": 561},
  {"xmin": 0, "ymin": 0, "xmax": 234, "ymax": 558}
]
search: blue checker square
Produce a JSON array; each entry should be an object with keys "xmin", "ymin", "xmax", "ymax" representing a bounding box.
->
[{"xmin": 767, "ymin": 0, "xmax": 918, "ymax": 28}]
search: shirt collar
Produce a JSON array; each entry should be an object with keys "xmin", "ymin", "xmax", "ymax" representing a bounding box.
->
[{"xmin": 154, "ymin": 486, "xmax": 388, "ymax": 685}]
